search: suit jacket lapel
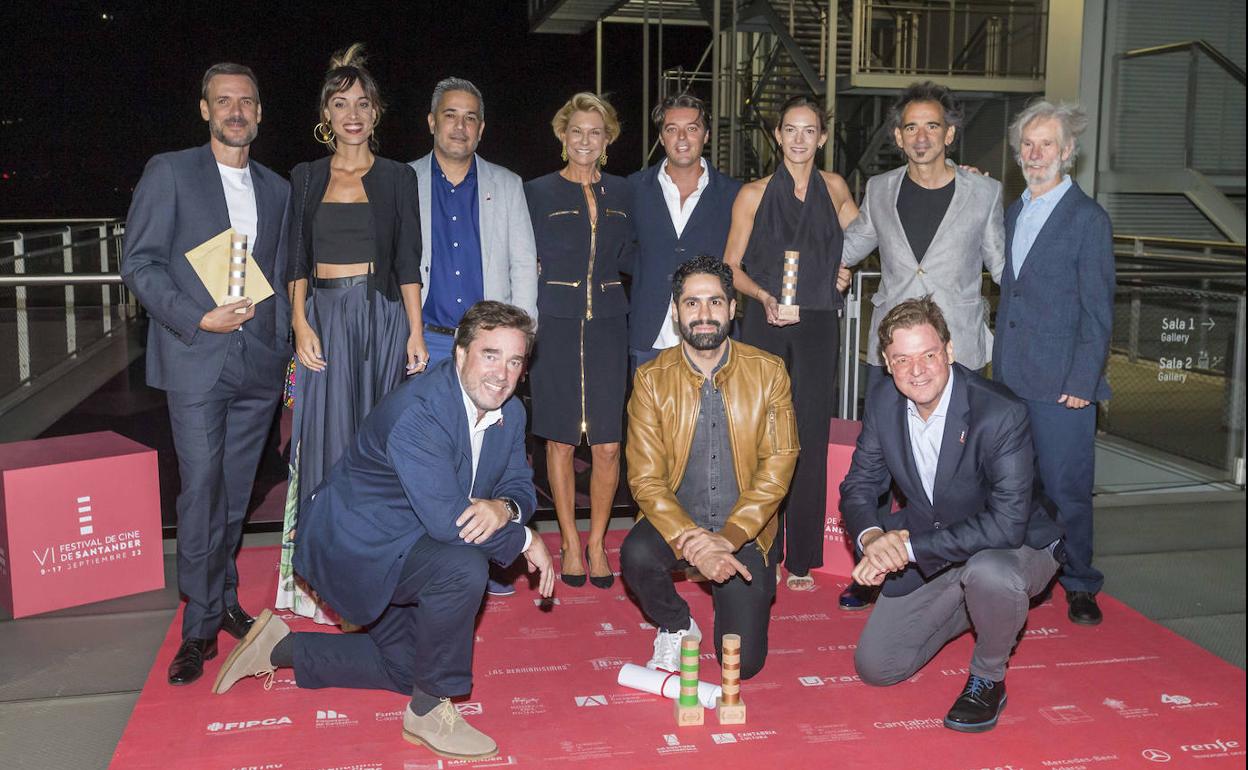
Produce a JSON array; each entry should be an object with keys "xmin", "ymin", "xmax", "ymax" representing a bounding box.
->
[
  {"xmin": 476, "ymin": 155, "xmax": 494, "ymax": 277},
  {"xmin": 474, "ymin": 421, "xmax": 507, "ymax": 497},
  {"xmin": 675, "ymin": 164, "xmax": 716, "ymax": 242},
  {"xmin": 1017, "ymin": 182, "xmax": 1081, "ymax": 282},
  {"xmin": 924, "ymin": 167, "xmax": 971, "ymax": 259},
  {"xmin": 931, "ymin": 367, "xmax": 970, "ymax": 506},
  {"xmin": 248, "ymin": 160, "xmax": 275, "ymax": 265},
  {"xmin": 889, "ymin": 392, "xmax": 925, "ymax": 503},
  {"xmin": 884, "ymin": 169, "xmax": 920, "ymax": 269},
  {"xmin": 198, "ymin": 144, "xmax": 232, "ymax": 233}
]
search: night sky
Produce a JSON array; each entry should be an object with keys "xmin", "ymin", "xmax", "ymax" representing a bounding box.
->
[{"xmin": 2, "ymin": 1, "xmax": 707, "ymax": 218}]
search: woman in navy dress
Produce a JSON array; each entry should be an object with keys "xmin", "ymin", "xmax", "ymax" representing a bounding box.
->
[{"xmin": 525, "ymin": 93, "xmax": 634, "ymax": 589}]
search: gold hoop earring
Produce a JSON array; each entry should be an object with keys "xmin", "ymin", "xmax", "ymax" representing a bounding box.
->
[
  {"xmin": 314, "ymin": 121, "xmax": 336, "ymax": 147},
  {"xmin": 561, "ymin": 147, "xmax": 568, "ymax": 162},
  {"xmin": 598, "ymin": 151, "xmax": 608, "ymax": 167}
]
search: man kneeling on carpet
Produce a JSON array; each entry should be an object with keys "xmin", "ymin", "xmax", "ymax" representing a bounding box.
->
[
  {"xmin": 213, "ymin": 301, "xmax": 556, "ymax": 761},
  {"xmin": 621, "ymin": 255, "xmax": 798, "ymax": 679},
  {"xmin": 841, "ymin": 296, "xmax": 1063, "ymax": 733}
]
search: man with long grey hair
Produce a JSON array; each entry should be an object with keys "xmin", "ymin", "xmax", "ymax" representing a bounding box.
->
[{"xmin": 992, "ymin": 99, "xmax": 1115, "ymax": 626}]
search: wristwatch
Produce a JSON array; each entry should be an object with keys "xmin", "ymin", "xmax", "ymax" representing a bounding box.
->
[{"xmin": 501, "ymin": 497, "xmax": 522, "ymax": 523}]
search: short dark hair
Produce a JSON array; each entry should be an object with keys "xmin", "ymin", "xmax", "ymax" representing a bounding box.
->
[
  {"xmin": 877, "ymin": 295, "xmax": 951, "ymax": 355},
  {"xmin": 651, "ymin": 92, "xmax": 709, "ymax": 131},
  {"xmin": 201, "ymin": 63, "xmax": 259, "ymax": 102},
  {"xmin": 777, "ymin": 94, "xmax": 827, "ymax": 133},
  {"xmin": 454, "ymin": 301, "xmax": 537, "ymax": 354},
  {"xmin": 671, "ymin": 255, "xmax": 733, "ymax": 302},
  {"xmin": 887, "ymin": 80, "xmax": 963, "ymax": 134}
]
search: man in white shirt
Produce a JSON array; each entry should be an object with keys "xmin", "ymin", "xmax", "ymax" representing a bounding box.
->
[
  {"xmin": 839, "ymin": 297, "xmax": 1062, "ymax": 733},
  {"xmin": 627, "ymin": 93, "xmax": 741, "ymax": 370},
  {"xmin": 121, "ymin": 63, "xmax": 292, "ymax": 686}
]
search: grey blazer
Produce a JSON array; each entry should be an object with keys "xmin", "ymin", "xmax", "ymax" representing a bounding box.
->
[
  {"xmin": 843, "ymin": 164, "xmax": 1005, "ymax": 369},
  {"xmin": 410, "ymin": 152, "xmax": 539, "ymax": 321}
]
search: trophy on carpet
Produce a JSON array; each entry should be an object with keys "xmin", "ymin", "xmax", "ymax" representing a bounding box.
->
[
  {"xmin": 185, "ymin": 229, "xmax": 275, "ymax": 312},
  {"xmin": 777, "ymin": 249, "xmax": 800, "ymax": 322},
  {"xmin": 675, "ymin": 635, "xmax": 705, "ymax": 726},
  {"xmin": 716, "ymin": 633, "xmax": 747, "ymax": 724}
]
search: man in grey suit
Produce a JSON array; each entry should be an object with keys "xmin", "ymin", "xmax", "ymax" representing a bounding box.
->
[
  {"xmin": 121, "ymin": 63, "xmax": 291, "ymax": 685},
  {"xmin": 842, "ymin": 81, "xmax": 1005, "ymax": 375},
  {"xmin": 410, "ymin": 77, "xmax": 538, "ymax": 366}
]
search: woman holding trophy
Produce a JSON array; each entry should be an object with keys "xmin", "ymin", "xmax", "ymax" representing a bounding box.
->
[{"xmin": 722, "ymin": 95, "xmax": 859, "ymax": 592}]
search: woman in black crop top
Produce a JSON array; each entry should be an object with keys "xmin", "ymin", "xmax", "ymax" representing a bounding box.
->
[
  {"xmin": 722, "ymin": 95, "xmax": 859, "ymax": 592},
  {"xmin": 276, "ymin": 45, "xmax": 425, "ymax": 623}
]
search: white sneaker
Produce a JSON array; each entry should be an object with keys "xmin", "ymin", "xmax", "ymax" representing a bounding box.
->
[{"xmin": 646, "ymin": 617, "xmax": 701, "ymax": 672}]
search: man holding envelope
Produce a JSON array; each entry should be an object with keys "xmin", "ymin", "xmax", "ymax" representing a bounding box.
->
[{"xmin": 121, "ymin": 62, "xmax": 291, "ymax": 687}]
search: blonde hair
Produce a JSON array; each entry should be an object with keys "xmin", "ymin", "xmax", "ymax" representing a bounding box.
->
[{"xmin": 551, "ymin": 92, "xmax": 620, "ymax": 144}]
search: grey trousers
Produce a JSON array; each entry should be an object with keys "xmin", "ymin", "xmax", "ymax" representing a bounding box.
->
[{"xmin": 854, "ymin": 546, "xmax": 1058, "ymax": 684}]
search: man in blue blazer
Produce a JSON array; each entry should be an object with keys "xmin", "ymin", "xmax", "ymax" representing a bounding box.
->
[
  {"xmin": 841, "ymin": 297, "xmax": 1062, "ymax": 733},
  {"xmin": 628, "ymin": 93, "xmax": 741, "ymax": 370},
  {"xmin": 212, "ymin": 302, "xmax": 555, "ymax": 762},
  {"xmin": 993, "ymin": 101, "xmax": 1115, "ymax": 626},
  {"xmin": 120, "ymin": 63, "xmax": 291, "ymax": 686}
]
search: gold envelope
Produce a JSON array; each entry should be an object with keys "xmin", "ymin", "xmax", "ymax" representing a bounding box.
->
[{"xmin": 185, "ymin": 229, "xmax": 275, "ymax": 306}]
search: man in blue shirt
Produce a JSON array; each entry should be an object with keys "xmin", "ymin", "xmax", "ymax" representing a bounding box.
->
[
  {"xmin": 992, "ymin": 101, "xmax": 1115, "ymax": 626},
  {"xmin": 411, "ymin": 77, "xmax": 538, "ymax": 364}
]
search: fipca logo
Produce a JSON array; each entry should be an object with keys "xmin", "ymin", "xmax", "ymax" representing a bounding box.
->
[
  {"xmin": 575, "ymin": 694, "xmax": 608, "ymax": 707},
  {"xmin": 206, "ymin": 716, "xmax": 294, "ymax": 734},
  {"xmin": 315, "ymin": 709, "xmax": 356, "ymax": 728}
]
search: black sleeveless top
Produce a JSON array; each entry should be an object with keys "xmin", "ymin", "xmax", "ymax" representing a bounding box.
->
[
  {"xmin": 313, "ymin": 202, "xmax": 375, "ymax": 265},
  {"xmin": 742, "ymin": 164, "xmax": 844, "ymax": 311}
]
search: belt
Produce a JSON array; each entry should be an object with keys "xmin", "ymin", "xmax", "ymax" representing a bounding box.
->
[
  {"xmin": 312, "ymin": 274, "xmax": 369, "ymax": 289},
  {"xmin": 426, "ymin": 324, "xmax": 456, "ymax": 336}
]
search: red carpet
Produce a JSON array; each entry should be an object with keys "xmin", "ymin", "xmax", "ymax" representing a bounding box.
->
[{"xmin": 111, "ymin": 533, "xmax": 1246, "ymax": 769}]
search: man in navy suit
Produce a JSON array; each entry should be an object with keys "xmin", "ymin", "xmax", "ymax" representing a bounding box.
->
[
  {"xmin": 212, "ymin": 302, "xmax": 555, "ymax": 762},
  {"xmin": 993, "ymin": 101, "xmax": 1114, "ymax": 626},
  {"xmin": 628, "ymin": 93, "xmax": 741, "ymax": 370},
  {"xmin": 121, "ymin": 63, "xmax": 291, "ymax": 686},
  {"xmin": 841, "ymin": 297, "xmax": 1062, "ymax": 733}
]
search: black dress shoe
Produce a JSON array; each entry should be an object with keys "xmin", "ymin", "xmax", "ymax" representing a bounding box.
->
[
  {"xmin": 168, "ymin": 637, "xmax": 218, "ymax": 686},
  {"xmin": 1066, "ymin": 591, "xmax": 1103, "ymax": 625},
  {"xmin": 221, "ymin": 605, "xmax": 256, "ymax": 639},
  {"xmin": 944, "ymin": 674, "xmax": 1006, "ymax": 732}
]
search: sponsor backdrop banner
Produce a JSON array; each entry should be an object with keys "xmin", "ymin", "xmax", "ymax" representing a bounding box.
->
[
  {"xmin": 112, "ymin": 536, "xmax": 1245, "ymax": 769},
  {"xmin": 818, "ymin": 419, "xmax": 866, "ymax": 578},
  {"xmin": 0, "ymin": 431, "xmax": 163, "ymax": 617}
]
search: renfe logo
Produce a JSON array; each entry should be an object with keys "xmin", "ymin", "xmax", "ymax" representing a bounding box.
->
[{"xmin": 1181, "ymin": 739, "xmax": 1240, "ymax": 753}]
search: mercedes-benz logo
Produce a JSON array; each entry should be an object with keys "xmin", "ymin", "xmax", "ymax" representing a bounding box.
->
[{"xmin": 1141, "ymin": 748, "xmax": 1172, "ymax": 762}]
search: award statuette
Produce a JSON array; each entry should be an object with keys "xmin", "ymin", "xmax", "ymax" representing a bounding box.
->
[
  {"xmin": 228, "ymin": 233, "xmax": 248, "ymax": 313},
  {"xmin": 778, "ymin": 249, "xmax": 800, "ymax": 322}
]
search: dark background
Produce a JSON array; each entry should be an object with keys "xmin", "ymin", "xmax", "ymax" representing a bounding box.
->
[{"xmin": 1, "ymin": 1, "xmax": 709, "ymax": 218}]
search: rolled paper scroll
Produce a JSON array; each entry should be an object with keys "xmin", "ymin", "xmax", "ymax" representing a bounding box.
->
[{"xmin": 616, "ymin": 663, "xmax": 721, "ymax": 709}]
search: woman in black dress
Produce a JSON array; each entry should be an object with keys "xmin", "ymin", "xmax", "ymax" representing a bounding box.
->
[
  {"xmin": 525, "ymin": 93, "xmax": 634, "ymax": 589},
  {"xmin": 276, "ymin": 44, "xmax": 426, "ymax": 621},
  {"xmin": 722, "ymin": 95, "xmax": 859, "ymax": 592}
]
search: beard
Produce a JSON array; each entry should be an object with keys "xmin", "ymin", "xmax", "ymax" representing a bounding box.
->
[
  {"xmin": 680, "ymin": 318, "xmax": 730, "ymax": 351},
  {"xmin": 1022, "ymin": 157, "xmax": 1062, "ymax": 188},
  {"xmin": 210, "ymin": 116, "xmax": 258, "ymax": 148}
]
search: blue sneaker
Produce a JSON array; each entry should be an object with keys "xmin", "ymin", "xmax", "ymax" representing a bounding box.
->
[
  {"xmin": 486, "ymin": 577, "xmax": 516, "ymax": 597},
  {"xmin": 838, "ymin": 584, "xmax": 874, "ymax": 611}
]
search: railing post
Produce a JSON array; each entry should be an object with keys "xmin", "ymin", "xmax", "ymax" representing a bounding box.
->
[
  {"xmin": 63, "ymin": 226, "xmax": 76, "ymax": 354},
  {"xmin": 1184, "ymin": 45, "xmax": 1198, "ymax": 169},
  {"xmin": 1228, "ymin": 294, "xmax": 1246, "ymax": 485},
  {"xmin": 100, "ymin": 223, "xmax": 112, "ymax": 333},
  {"xmin": 1128, "ymin": 288, "xmax": 1141, "ymax": 363},
  {"xmin": 14, "ymin": 234, "xmax": 30, "ymax": 383}
]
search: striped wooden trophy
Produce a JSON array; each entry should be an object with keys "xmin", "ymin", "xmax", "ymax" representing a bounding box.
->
[
  {"xmin": 716, "ymin": 633, "xmax": 746, "ymax": 724},
  {"xmin": 228, "ymin": 233, "xmax": 248, "ymax": 313},
  {"xmin": 777, "ymin": 249, "xmax": 800, "ymax": 321},
  {"xmin": 675, "ymin": 635, "xmax": 704, "ymax": 726}
]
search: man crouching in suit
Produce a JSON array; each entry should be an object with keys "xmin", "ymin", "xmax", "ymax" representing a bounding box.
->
[
  {"xmin": 212, "ymin": 301, "xmax": 555, "ymax": 761},
  {"xmin": 840, "ymin": 296, "xmax": 1063, "ymax": 733}
]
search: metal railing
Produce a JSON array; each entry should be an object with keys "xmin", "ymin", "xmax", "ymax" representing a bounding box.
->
[
  {"xmin": 0, "ymin": 220, "xmax": 136, "ymax": 410},
  {"xmin": 839, "ymin": 265, "xmax": 1246, "ymax": 485}
]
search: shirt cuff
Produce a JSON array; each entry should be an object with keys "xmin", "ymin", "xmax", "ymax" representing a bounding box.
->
[
  {"xmin": 904, "ymin": 539, "xmax": 915, "ymax": 562},
  {"xmin": 522, "ymin": 526, "xmax": 533, "ymax": 551},
  {"xmin": 856, "ymin": 526, "xmax": 882, "ymax": 553}
]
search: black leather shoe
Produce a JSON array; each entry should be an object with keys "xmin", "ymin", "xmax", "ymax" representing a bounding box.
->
[
  {"xmin": 221, "ymin": 605, "xmax": 256, "ymax": 639},
  {"xmin": 168, "ymin": 637, "xmax": 218, "ymax": 686},
  {"xmin": 944, "ymin": 674, "xmax": 1006, "ymax": 732},
  {"xmin": 559, "ymin": 547, "xmax": 587, "ymax": 588},
  {"xmin": 838, "ymin": 584, "xmax": 875, "ymax": 611},
  {"xmin": 1066, "ymin": 591, "xmax": 1103, "ymax": 625},
  {"xmin": 587, "ymin": 545, "xmax": 615, "ymax": 590}
]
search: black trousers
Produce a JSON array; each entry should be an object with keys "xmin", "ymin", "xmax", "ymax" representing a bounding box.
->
[
  {"xmin": 740, "ymin": 303, "xmax": 839, "ymax": 575},
  {"xmin": 166, "ymin": 332, "xmax": 281, "ymax": 640},
  {"xmin": 292, "ymin": 536, "xmax": 488, "ymax": 697},
  {"xmin": 620, "ymin": 518, "xmax": 777, "ymax": 680}
]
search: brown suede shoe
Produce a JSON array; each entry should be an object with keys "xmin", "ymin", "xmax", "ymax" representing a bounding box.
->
[
  {"xmin": 212, "ymin": 609, "xmax": 290, "ymax": 695},
  {"xmin": 402, "ymin": 700, "xmax": 498, "ymax": 760}
]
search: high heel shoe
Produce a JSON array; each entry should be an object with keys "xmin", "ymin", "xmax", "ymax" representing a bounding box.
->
[
  {"xmin": 587, "ymin": 545, "xmax": 615, "ymax": 589},
  {"xmin": 560, "ymin": 547, "xmax": 586, "ymax": 587}
]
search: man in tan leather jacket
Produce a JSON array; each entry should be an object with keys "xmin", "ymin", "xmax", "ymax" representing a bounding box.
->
[{"xmin": 621, "ymin": 256, "xmax": 799, "ymax": 678}]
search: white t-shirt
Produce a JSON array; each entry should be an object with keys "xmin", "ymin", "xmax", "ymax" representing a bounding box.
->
[{"xmin": 216, "ymin": 162, "xmax": 258, "ymax": 248}]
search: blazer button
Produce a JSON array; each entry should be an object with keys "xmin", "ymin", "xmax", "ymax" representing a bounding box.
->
[
  {"xmin": 917, "ymin": 268, "xmax": 925, "ymax": 275},
  {"xmin": 1009, "ymin": 321, "xmax": 1016, "ymax": 328},
  {"xmin": 934, "ymin": 521, "xmax": 942, "ymax": 528}
]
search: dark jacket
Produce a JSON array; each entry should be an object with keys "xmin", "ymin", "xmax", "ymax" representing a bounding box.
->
[
  {"xmin": 121, "ymin": 143, "xmax": 291, "ymax": 393},
  {"xmin": 993, "ymin": 181, "xmax": 1115, "ymax": 403},
  {"xmin": 626, "ymin": 163, "xmax": 741, "ymax": 350},
  {"xmin": 286, "ymin": 155, "xmax": 423, "ymax": 301},
  {"xmin": 524, "ymin": 171, "xmax": 634, "ymax": 321},
  {"xmin": 294, "ymin": 357, "xmax": 536, "ymax": 626},
  {"xmin": 839, "ymin": 364, "xmax": 1063, "ymax": 597}
]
